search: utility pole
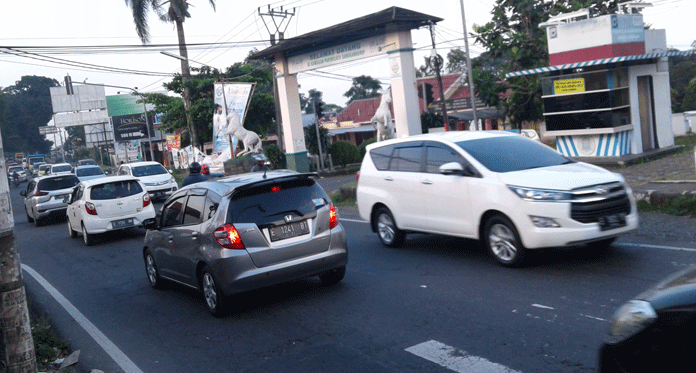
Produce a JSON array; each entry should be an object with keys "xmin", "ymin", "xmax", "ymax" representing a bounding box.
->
[
  {"xmin": 0, "ymin": 131, "xmax": 38, "ymax": 372},
  {"xmin": 460, "ymin": 0, "xmax": 479, "ymax": 130},
  {"xmin": 259, "ymin": 4, "xmax": 296, "ymax": 152},
  {"xmin": 313, "ymin": 99, "xmax": 324, "ymax": 172},
  {"xmin": 428, "ymin": 23, "xmax": 450, "ymax": 130}
]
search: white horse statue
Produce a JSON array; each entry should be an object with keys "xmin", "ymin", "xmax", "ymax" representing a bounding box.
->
[
  {"xmin": 371, "ymin": 87, "xmax": 394, "ymax": 141},
  {"xmin": 224, "ymin": 110, "xmax": 263, "ymax": 157}
]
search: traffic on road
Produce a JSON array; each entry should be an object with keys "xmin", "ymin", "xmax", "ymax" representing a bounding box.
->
[{"xmin": 8, "ymin": 154, "xmax": 696, "ymax": 373}]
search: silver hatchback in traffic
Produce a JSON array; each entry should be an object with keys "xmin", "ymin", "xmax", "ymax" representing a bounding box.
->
[
  {"xmin": 142, "ymin": 170, "xmax": 348, "ymax": 316},
  {"xmin": 21, "ymin": 174, "xmax": 80, "ymax": 226}
]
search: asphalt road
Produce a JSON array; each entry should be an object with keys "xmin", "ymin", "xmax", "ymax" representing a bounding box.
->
[{"xmin": 10, "ymin": 177, "xmax": 696, "ymax": 373}]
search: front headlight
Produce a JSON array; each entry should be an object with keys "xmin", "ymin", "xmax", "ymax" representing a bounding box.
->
[
  {"xmin": 606, "ymin": 300, "xmax": 657, "ymax": 344},
  {"xmin": 508, "ymin": 185, "xmax": 572, "ymax": 202}
]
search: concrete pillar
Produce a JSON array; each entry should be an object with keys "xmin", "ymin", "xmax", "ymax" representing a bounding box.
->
[
  {"xmin": 386, "ymin": 28, "xmax": 422, "ymax": 137},
  {"xmin": 275, "ymin": 54, "xmax": 309, "ymax": 172}
]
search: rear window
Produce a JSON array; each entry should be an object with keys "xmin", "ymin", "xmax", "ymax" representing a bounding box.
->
[
  {"xmin": 79, "ymin": 159, "xmax": 97, "ymax": 165},
  {"xmin": 77, "ymin": 167, "xmax": 104, "ymax": 177},
  {"xmin": 52, "ymin": 165, "xmax": 72, "ymax": 173},
  {"xmin": 8, "ymin": 167, "xmax": 23, "ymax": 173},
  {"xmin": 132, "ymin": 165, "xmax": 167, "ymax": 177},
  {"xmin": 37, "ymin": 176, "xmax": 79, "ymax": 191},
  {"xmin": 90, "ymin": 180, "xmax": 144, "ymax": 200},
  {"xmin": 228, "ymin": 178, "xmax": 329, "ymax": 224}
]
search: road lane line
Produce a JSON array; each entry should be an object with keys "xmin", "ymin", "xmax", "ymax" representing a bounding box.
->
[
  {"xmin": 580, "ymin": 314, "xmax": 608, "ymax": 322},
  {"xmin": 22, "ymin": 264, "xmax": 144, "ymax": 373},
  {"xmin": 618, "ymin": 243, "xmax": 696, "ymax": 252},
  {"xmin": 406, "ymin": 340, "xmax": 522, "ymax": 373}
]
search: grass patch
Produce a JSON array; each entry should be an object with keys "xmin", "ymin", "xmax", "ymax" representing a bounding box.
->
[
  {"xmin": 329, "ymin": 191, "xmax": 356, "ymax": 207},
  {"xmin": 637, "ymin": 196, "xmax": 696, "ymax": 217},
  {"xmin": 675, "ymin": 133, "xmax": 696, "ymax": 153}
]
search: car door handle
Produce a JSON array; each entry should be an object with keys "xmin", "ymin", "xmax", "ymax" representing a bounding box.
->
[
  {"xmin": 421, "ymin": 179, "xmax": 433, "ymax": 185},
  {"xmin": 166, "ymin": 234, "xmax": 174, "ymax": 241},
  {"xmin": 384, "ymin": 176, "xmax": 394, "ymax": 181},
  {"xmin": 190, "ymin": 232, "xmax": 198, "ymax": 239}
]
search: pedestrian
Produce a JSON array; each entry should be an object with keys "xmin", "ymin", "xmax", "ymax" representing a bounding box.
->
[
  {"xmin": 251, "ymin": 155, "xmax": 269, "ymax": 172},
  {"xmin": 200, "ymin": 163, "xmax": 212, "ymax": 180},
  {"xmin": 181, "ymin": 162, "xmax": 209, "ymax": 187}
]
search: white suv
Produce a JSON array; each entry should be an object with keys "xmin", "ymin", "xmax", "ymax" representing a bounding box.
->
[
  {"xmin": 117, "ymin": 161, "xmax": 177, "ymax": 201},
  {"xmin": 356, "ymin": 131, "xmax": 639, "ymax": 266}
]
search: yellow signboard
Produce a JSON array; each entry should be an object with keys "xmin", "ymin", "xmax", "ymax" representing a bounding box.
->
[{"xmin": 554, "ymin": 78, "xmax": 585, "ymax": 94}]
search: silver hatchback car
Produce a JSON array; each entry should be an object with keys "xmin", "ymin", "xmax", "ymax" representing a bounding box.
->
[
  {"xmin": 143, "ymin": 170, "xmax": 348, "ymax": 316},
  {"xmin": 21, "ymin": 174, "xmax": 80, "ymax": 226}
]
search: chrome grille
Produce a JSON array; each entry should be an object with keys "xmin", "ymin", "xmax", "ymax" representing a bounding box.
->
[{"xmin": 570, "ymin": 182, "xmax": 632, "ymax": 224}]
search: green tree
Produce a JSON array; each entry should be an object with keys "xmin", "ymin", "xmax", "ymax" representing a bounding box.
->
[
  {"xmin": 446, "ymin": 48, "xmax": 467, "ymax": 73},
  {"xmin": 264, "ymin": 143, "xmax": 286, "ymax": 169},
  {"xmin": 305, "ymin": 89, "xmax": 325, "ymax": 114},
  {"xmin": 682, "ymin": 78, "xmax": 696, "ymax": 112},
  {"xmin": 669, "ymin": 51, "xmax": 696, "ymax": 112},
  {"xmin": 328, "ymin": 141, "xmax": 359, "ymax": 168},
  {"xmin": 303, "ymin": 125, "xmax": 329, "ymax": 158},
  {"xmin": 357, "ymin": 138, "xmax": 376, "ymax": 159},
  {"xmin": 421, "ymin": 112, "xmax": 443, "ymax": 133},
  {"xmin": 0, "ymin": 76, "xmax": 59, "ymax": 154},
  {"xmin": 124, "ymin": 0, "xmax": 217, "ymax": 149},
  {"xmin": 472, "ymin": 0, "xmax": 625, "ymax": 128},
  {"xmin": 343, "ymin": 75, "xmax": 382, "ymax": 104}
]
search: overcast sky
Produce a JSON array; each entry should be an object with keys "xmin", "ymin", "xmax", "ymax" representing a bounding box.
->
[{"xmin": 1, "ymin": 0, "xmax": 693, "ymax": 108}]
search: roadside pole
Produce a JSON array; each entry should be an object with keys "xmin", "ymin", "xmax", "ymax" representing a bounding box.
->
[{"xmin": 0, "ymin": 132, "xmax": 38, "ymax": 372}]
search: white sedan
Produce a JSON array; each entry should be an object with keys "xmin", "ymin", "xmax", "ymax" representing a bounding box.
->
[{"xmin": 66, "ymin": 175, "xmax": 156, "ymax": 246}]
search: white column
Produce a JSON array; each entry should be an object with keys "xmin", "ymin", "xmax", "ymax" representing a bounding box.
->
[
  {"xmin": 275, "ymin": 54, "xmax": 309, "ymax": 171},
  {"xmin": 387, "ymin": 28, "xmax": 422, "ymax": 137}
]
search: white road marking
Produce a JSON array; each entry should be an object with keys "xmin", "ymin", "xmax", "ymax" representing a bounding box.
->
[
  {"xmin": 21, "ymin": 264, "xmax": 144, "ymax": 373},
  {"xmin": 406, "ymin": 340, "xmax": 522, "ymax": 373},
  {"xmin": 531, "ymin": 304, "xmax": 554, "ymax": 310},
  {"xmin": 618, "ymin": 242, "xmax": 696, "ymax": 252},
  {"xmin": 580, "ymin": 314, "xmax": 608, "ymax": 322}
]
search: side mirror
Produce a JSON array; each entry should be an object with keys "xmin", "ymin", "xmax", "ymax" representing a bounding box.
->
[
  {"xmin": 20, "ymin": 191, "xmax": 26, "ymax": 197},
  {"xmin": 168, "ymin": 169, "xmax": 173, "ymax": 174},
  {"xmin": 141, "ymin": 218, "xmax": 158, "ymax": 230},
  {"xmin": 439, "ymin": 162, "xmax": 464, "ymax": 176},
  {"xmin": 104, "ymin": 171, "xmax": 109, "ymax": 175}
]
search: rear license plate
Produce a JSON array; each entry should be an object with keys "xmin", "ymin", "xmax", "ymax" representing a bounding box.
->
[
  {"xmin": 55, "ymin": 194, "xmax": 69, "ymax": 202},
  {"xmin": 598, "ymin": 213, "xmax": 626, "ymax": 231},
  {"xmin": 112, "ymin": 218, "xmax": 134, "ymax": 229},
  {"xmin": 269, "ymin": 220, "xmax": 310, "ymax": 242}
]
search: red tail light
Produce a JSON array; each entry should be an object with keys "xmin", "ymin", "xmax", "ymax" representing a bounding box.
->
[
  {"xmin": 36, "ymin": 190, "xmax": 48, "ymax": 196},
  {"xmin": 329, "ymin": 204, "xmax": 338, "ymax": 229},
  {"xmin": 85, "ymin": 202, "xmax": 98, "ymax": 215},
  {"xmin": 143, "ymin": 193, "xmax": 151, "ymax": 207},
  {"xmin": 356, "ymin": 171, "xmax": 360, "ymax": 182},
  {"xmin": 213, "ymin": 224, "xmax": 245, "ymax": 249}
]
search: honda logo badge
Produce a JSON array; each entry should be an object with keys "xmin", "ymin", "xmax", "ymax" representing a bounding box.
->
[
  {"xmin": 594, "ymin": 186, "xmax": 609, "ymax": 195},
  {"xmin": 284, "ymin": 215, "xmax": 292, "ymax": 223}
]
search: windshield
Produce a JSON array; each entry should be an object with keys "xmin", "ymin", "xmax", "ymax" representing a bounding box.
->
[
  {"xmin": 90, "ymin": 180, "xmax": 143, "ymax": 200},
  {"xmin": 37, "ymin": 175, "xmax": 79, "ymax": 191},
  {"xmin": 52, "ymin": 165, "xmax": 72, "ymax": 173},
  {"xmin": 9, "ymin": 167, "xmax": 23, "ymax": 173},
  {"xmin": 455, "ymin": 135, "xmax": 572, "ymax": 173},
  {"xmin": 77, "ymin": 167, "xmax": 103, "ymax": 177},
  {"xmin": 29, "ymin": 158, "xmax": 44, "ymax": 165},
  {"xmin": 132, "ymin": 165, "xmax": 167, "ymax": 177}
]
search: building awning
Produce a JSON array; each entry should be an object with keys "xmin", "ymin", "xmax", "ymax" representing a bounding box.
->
[
  {"xmin": 328, "ymin": 126, "xmax": 376, "ymax": 136},
  {"xmin": 505, "ymin": 49, "xmax": 694, "ymax": 79}
]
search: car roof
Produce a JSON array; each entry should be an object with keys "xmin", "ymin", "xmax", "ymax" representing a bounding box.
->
[
  {"xmin": 80, "ymin": 175, "xmax": 139, "ymax": 187},
  {"xmin": 51, "ymin": 162, "xmax": 72, "ymax": 168},
  {"xmin": 177, "ymin": 170, "xmax": 317, "ymax": 197},
  {"xmin": 366, "ymin": 130, "xmax": 516, "ymax": 150},
  {"xmin": 122, "ymin": 161, "xmax": 163, "ymax": 167},
  {"xmin": 75, "ymin": 164, "xmax": 102, "ymax": 169}
]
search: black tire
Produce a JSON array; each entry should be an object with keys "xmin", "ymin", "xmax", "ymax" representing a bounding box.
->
[
  {"xmin": 26, "ymin": 207, "xmax": 34, "ymax": 223},
  {"xmin": 483, "ymin": 214, "xmax": 526, "ymax": 267},
  {"xmin": 201, "ymin": 266, "xmax": 227, "ymax": 317},
  {"xmin": 67, "ymin": 219, "xmax": 78, "ymax": 238},
  {"xmin": 144, "ymin": 250, "xmax": 165, "ymax": 289},
  {"xmin": 589, "ymin": 237, "xmax": 617, "ymax": 252},
  {"xmin": 319, "ymin": 266, "xmax": 346, "ymax": 286},
  {"xmin": 33, "ymin": 212, "xmax": 43, "ymax": 227},
  {"xmin": 82, "ymin": 224, "xmax": 96, "ymax": 246},
  {"xmin": 374, "ymin": 207, "xmax": 405, "ymax": 247}
]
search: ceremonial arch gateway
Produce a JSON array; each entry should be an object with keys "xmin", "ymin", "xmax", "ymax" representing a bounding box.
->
[{"xmin": 249, "ymin": 7, "xmax": 442, "ymax": 171}]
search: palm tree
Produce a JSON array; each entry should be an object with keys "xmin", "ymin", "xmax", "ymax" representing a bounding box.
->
[{"xmin": 124, "ymin": 0, "xmax": 216, "ymax": 148}]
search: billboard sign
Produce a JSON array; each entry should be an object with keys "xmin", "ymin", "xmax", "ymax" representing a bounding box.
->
[{"xmin": 112, "ymin": 113, "xmax": 155, "ymax": 141}]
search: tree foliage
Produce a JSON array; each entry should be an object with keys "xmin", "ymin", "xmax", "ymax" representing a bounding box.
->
[
  {"xmin": 0, "ymin": 76, "xmax": 59, "ymax": 154},
  {"xmin": 683, "ymin": 78, "xmax": 696, "ymax": 112},
  {"xmin": 149, "ymin": 60, "xmax": 276, "ymax": 148},
  {"xmin": 263, "ymin": 143, "xmax": 286, "ymax": 169},
  {"xmin": 421, "ymin": 112, "xmax": 443, "ymax": 133},
  {"xmin": 303, "ymin": 125, "xmax": 329, "ymax": 157},
  {"xmin": 471, "ymin": 0, "xmax": 628, "ymax": 128},
  {"xmin": 343, "ymin": 75, "xmax": 382, "ymax": 104},
  {"xmin": 328, "ymin": 141, "xmax": 359, "ymax": 168},
  {"xmin": 669, "ymin": 51, "xmax": 696, "ymax": 112}
]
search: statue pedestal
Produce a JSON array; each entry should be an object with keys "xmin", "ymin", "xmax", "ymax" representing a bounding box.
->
[{"xmin": 223, "ymin": 156, "xmax": 257, "ymax": 175}]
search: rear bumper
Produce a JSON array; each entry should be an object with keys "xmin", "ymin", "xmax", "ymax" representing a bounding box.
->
[{"xmin": 82, "ymin": 210, "xmax": 157, "ymax": 234}]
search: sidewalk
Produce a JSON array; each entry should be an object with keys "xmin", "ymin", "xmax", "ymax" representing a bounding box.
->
[{"xmin": 585, "ymin": 147, "xmax": 696, "ymax": 204}]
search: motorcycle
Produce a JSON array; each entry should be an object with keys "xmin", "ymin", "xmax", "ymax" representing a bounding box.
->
[{"xmin": 11, "ymin": 175, "xmax": 20, "ymax": 188}]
